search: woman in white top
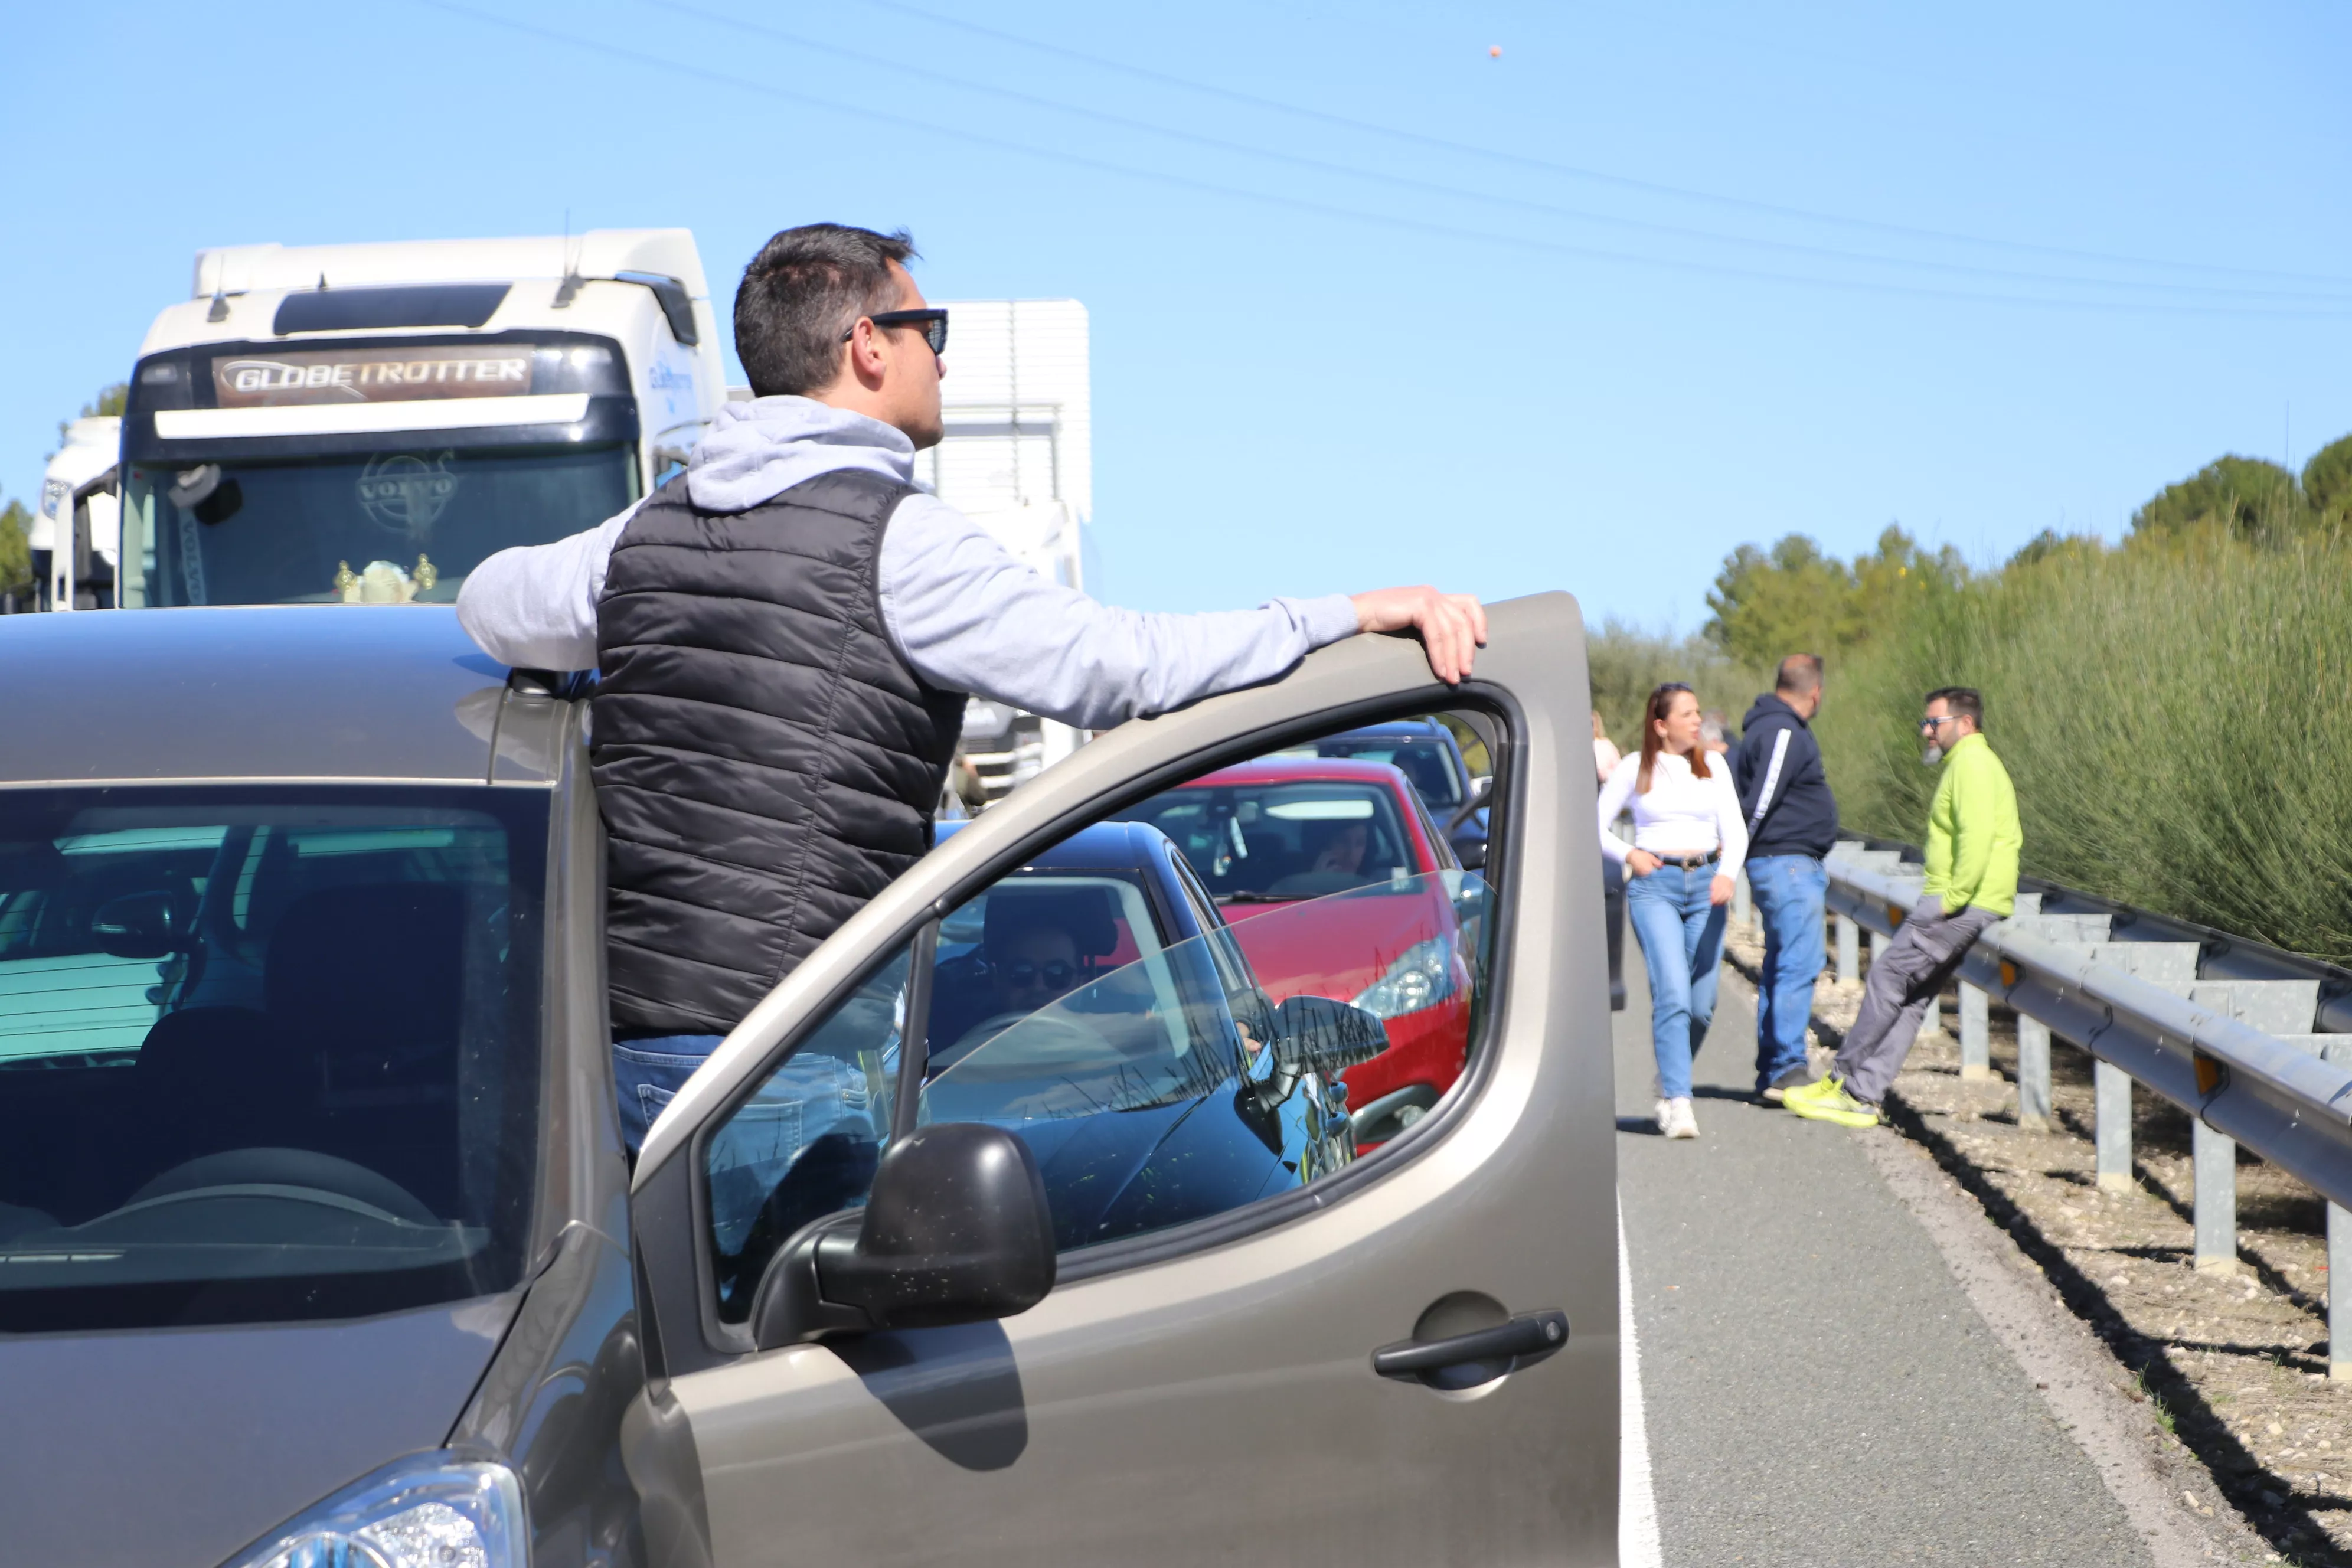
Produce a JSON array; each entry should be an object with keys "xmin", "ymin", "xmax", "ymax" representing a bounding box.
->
[{"xmin": 1596, "ymin": 682, "xmax": 1748, "ymax": 1139}]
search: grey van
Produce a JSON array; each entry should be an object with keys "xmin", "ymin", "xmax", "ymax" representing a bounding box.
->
[{"xmin": 0, "ymin": 594, "xmax": 1616, "ymax": 1567}]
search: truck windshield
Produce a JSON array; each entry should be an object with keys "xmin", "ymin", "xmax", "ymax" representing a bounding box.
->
[
  {"xmin": 125, "ymin": 443, "xmax": 636, "ymax": 607},
  {"xmin": 0, "ymin": 785, "xmax": 545, "ymax": 1331}
]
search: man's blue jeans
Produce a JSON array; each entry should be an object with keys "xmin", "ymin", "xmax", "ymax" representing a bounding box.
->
[
  {"xmin": 1625, "ymin": 863, "xmax": 1729, "ymax": 1100},
  {"xmin": 1747, "ymin": 854, "xmax": 1827, "ymax": 1090},
  {"xmin": 611, "ymin": 1035, "xmax": 871, "ymax": 1162}
]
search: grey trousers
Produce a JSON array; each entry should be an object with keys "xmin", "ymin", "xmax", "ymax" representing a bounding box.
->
[{"xmin": 1834, "ymin": 896, "xmax": 2000, "ymax": 1105}]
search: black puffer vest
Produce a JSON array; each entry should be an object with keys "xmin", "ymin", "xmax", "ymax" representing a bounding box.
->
[{"xmin": 593, "ymin": 468, "xmax": 965, "ymax": 1038}]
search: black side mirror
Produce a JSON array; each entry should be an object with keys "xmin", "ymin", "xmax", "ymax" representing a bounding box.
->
[
  {"xmin": 90, "ymin": 891, "xmax": 185, "ymax": 959},
  {"xmin": 1266, "ymin": 994, "xmax": 1389, "ymax": 1076},
  {"xmin": 750, "ymin": 1123, "xmax": 1056, "ymax": 1350}
]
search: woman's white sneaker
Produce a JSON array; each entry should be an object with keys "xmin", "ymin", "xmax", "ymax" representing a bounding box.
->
[{"xmin": 1660, "ymin": 1097, "xmax": 1699, "ymax": 1139}]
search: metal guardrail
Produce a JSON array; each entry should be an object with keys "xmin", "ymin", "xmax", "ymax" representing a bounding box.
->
[{"xmin": 1814, "ymin": 840, "xmax": 2352, "ymax": 1381}]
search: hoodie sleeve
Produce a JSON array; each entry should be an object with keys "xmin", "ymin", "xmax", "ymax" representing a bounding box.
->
[
  {"xmin": 876, "ymin": 494, "xmax": 1360, "ymax": 730},
  {"xmin": 1737, "ymin": 717, "xmax": 1796, "ymax": 834},
  {"xmin": 455, "ymin": 504, "xmax": 639, "ymax": 671}
]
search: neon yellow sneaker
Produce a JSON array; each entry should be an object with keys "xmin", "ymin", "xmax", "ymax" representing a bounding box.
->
[{"xmin": 1783, "ymin": 1074, "xmax": 1880, "ymax": 1128}]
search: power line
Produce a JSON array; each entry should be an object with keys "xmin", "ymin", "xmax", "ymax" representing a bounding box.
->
[
  {"xmin": 411, "ymin": 0, "xmax": 2352, "ymax": 320},
  {"xmin": 845, "ymin": 0, "xmax": 2352, "ymax": 291},
  {"xmin": 631, "ymin": 0, "xmax": 2351, "ymax": 304}
]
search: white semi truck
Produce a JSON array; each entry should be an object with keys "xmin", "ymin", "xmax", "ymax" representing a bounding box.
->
[
  {"xmin": 116, "ymin": 230, "xmax": 726, "ymax": 608},
  {"xmin": 34, "ymin": 416, "xmax": 122, "ymax": 611}
]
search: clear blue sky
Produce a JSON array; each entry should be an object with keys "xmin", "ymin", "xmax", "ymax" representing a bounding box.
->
[{"xmin": 7, "ymin": 1, "xmax": 2349, "ymax": 631}]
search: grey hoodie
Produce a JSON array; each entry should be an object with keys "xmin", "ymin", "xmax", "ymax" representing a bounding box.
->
[{"xmin": 456, "ymin": 397, "xmax": 1358, "ymax": 730}]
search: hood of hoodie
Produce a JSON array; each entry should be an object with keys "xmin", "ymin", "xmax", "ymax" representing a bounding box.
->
[
  {"xmin": 1740, "ymin": 691, "xmax": 1807, "ymax": 734},
  {"xmin": 687, "ymin": 395, "xmax": 928, "ymax": 513}
]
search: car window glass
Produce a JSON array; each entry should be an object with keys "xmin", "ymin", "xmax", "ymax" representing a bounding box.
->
[
  {"xmin": 919, "ymin": 865, "xmax": 1492, "ymax": 1250},
  {"xmin": 705, "ymin": 948, "xmax": 909, "ymax": 1324},
  {"xmin": 697, "ymin": 711, "xmax": 1505, "ymax": 1315},
  {"xmin": 0, "ymin": 789, "xmax": 544, "ymax": 1332},
  {"xmin": 1118, "ymin": 780, "xmax": 1415, "ymax": 903}
]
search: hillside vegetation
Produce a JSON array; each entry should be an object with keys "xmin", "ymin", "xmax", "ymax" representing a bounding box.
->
[{"xmin": 1590, "ymin": 431, "xmax": 2352, "ymax": 964}]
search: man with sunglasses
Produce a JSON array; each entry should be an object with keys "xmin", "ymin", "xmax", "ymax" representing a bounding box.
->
[
  {"xmin": 458, "ymin": 222, "xmax": 1488, "ymax": 1151},
  {"xmin": 1786, "ymin": 687, "xmax": 2020, "ymax": 1129}
]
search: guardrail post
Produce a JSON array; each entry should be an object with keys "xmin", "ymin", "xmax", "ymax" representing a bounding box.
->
[
  {"xmin": 2193, "ymin": 1120, "xmax": 2238, "ymax": 1275},
  {"xmin": 2015, "ymin": 1016, "xmax": 2052, "ymax": 1132},
  {"xmin": 2094, "ymin": 1060, "xmax": 2132, "ymax": 1191},
  {"xmin": 2332, "ymin": 1204, "xmax": 2352, "ymax": 1381},
  {"xmin": 1733, "ymin": 872, "xmax": 1751, "ymax": 932},
  {"xmin": 1958, "ymin": 984, "xmax": 1990, "ymax": 1081},
  {"xmin": 1923, "ymin": 992, "xmax": 1941, "ymax": 1037},
  {"xmin": 1835, "ymin": 914, "xmax": 1859, "ymax": 985}
]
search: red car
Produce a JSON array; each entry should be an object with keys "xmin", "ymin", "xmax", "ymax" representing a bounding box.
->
[{"xmin": 1113, "ymin": 756, "xmax": 1475, "ymax": 1143}]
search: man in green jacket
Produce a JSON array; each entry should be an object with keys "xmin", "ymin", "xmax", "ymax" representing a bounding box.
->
[{"xmin": 1787, "ymin": 687, "xmax": 2021, "ymax": 1128}]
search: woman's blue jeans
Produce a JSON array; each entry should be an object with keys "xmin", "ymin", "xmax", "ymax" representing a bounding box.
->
[{"xmin": 1625, "ymin": 863, "xmax": 1729, "ymax": 1100}]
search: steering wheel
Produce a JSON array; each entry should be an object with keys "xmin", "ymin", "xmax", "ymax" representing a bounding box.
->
[{"xmin": 126, "ymin": 1148, "xmax": 437, "ymax": 1225}]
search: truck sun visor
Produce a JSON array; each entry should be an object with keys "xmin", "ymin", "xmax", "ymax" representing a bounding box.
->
[
  {"xmin": 198, "ymin": 341, "xmax": 623, "ymax": 410},
  {"xmin": 273, "ymin": 283, "xmax": 512, "ymax": 335}
]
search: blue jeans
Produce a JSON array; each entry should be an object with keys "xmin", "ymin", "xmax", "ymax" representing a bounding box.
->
[
  {"xmin": 1746, "ymin": 854, "xmax": 1827, "ymax": 1090},
  {"xmin": 1625, "ymin": 863, "xmax": 1728, "ymax": 1100},
  {"xmin": 610, "ymin": 1035, "xmax": 872, "ymax": 1165}
]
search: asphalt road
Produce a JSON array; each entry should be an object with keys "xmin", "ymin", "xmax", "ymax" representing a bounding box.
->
[{"xmin": 1616, "ymin": 961, "xmax": 2155, "ymax": 1566}]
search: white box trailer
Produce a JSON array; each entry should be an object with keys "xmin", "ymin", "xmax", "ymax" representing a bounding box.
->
[
  {"xmin": 919, "ymin": 298, "xmax": 1093, "ymax": 801},
  {"xmin": 34, "ymin": 417, "xmax": 122, "ymax": 611},
  {"xmin": 116, "ymin": 230, "xmax": 726, "ymax": 608}
]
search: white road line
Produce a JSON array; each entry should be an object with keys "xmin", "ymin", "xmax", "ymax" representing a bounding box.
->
[{"xmin": 1619, "ymin": 1203, "xmax": 1663, "ymax": 1568}]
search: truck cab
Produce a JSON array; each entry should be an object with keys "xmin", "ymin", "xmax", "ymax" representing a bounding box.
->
[{"xmin": 116, "ymin": 230, "xmax": 726, "ymax": 609}]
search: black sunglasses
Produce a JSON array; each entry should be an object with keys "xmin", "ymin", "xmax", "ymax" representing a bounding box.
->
[{"xmin": 846, "ymin": 308, "xmax": 948, "ymax": 356}]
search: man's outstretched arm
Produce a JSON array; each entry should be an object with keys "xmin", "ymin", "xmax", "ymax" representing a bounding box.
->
[
  {"xmin": 880, "ymin": 496, "xmax": 1488, "ymax": 730},
  {"xmin": 455, "ymin": 505, "xmax": 639, "ymax": 671}
]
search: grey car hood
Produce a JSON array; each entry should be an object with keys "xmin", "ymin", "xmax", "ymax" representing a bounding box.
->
[{"xmin": 0, "ymin": 1293, "xmax": 518, "ymax": 1568}]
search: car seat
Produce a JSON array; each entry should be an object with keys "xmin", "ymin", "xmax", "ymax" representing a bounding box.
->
[
  {"xmin": 264, "ymin": 884, "xmax": 469, "ymax": 1215},
  {"xmin": 132, "ymin": 1005, "xmax": 306, "ymax": 1190}
]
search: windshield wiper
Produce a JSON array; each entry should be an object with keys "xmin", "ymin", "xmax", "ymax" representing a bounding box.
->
[{"xmin": 1216, "ymin": 891, "xmax": 1295, "ymax": 904}]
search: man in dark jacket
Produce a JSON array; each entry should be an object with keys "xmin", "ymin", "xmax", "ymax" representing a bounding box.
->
[
  {"xmin": 459, "ymin": 222, "xmax": 1488, "ymax": 1150},
  {"xmin": 1733, "ymin": 655, "xmax": 1838, "ymax": 1101}
]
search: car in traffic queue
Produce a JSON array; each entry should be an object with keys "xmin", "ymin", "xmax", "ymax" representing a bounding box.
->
[
  {"xmin": 0, "ymin": 593, "xmax": 1616, "ymax": 1568},
  {"xmin": 1109, "ymin": 756, "xmax": 1478, "ymax": 1146}
]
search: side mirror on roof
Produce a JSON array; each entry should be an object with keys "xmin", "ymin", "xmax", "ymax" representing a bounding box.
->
[
  {"xmin": 90, "ymin": 890, "xmax": 187, "ymax": 960},
  {"xmin": 749, "ymin": 1123, "xmax": 1056, "ymax": 1350}
]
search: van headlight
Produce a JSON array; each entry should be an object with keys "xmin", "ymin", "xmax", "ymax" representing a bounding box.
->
[
  {"xmin": 224, "ymin": 1453, "xmax": 524, "ymax": 1568},
  {"xmin": 1350, "ymin": 938, "xmax": 1456, "ymax": 1020}
]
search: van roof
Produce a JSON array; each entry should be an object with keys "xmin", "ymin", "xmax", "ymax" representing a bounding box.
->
[{"xmin": 0, "ymin": 607, "xmax": 543, "ymax": 789}]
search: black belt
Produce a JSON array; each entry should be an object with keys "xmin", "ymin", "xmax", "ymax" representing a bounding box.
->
[{"xmin": 1647, "ymin": 850, "xmax": 1720, "ymax": 870}]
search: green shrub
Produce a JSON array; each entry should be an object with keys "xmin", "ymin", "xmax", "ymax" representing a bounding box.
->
[{"xmin": 1813, "ymin": 534, "xmax": 2352, "ymax": 963}]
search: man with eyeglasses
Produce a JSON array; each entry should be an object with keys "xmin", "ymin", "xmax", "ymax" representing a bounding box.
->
[
  {"xmin": 458, "ymin": 222, "xmax": 1488, "ymax": 1152},
  {"xmin": 1786, "ymin": 687, "xmax": 2020, "ymax": 1129}
]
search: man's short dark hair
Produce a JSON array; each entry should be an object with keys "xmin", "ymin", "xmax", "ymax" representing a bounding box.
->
[
  {"xmin": 734, "ymin": 224, "xmax": 917, "ymax": 397},
  {"xmin": 1775, "ymin": 654, "xmax": 1824, "ymax": 697},
  {"xmin": 1926, "ymin": 686, "xmax": 1984, "ymax": 729}
]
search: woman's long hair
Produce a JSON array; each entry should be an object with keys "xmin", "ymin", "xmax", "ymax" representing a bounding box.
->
[{"xmin": 1636, "ymin": 681, "xmax": 1708, "ymax": 794}]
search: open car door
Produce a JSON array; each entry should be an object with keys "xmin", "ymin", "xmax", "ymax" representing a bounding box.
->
[{"xmin": 623, "ymin": 592, "xmax": 1619, "ymax": 1566}]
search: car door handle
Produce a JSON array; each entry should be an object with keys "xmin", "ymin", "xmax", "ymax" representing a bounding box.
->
[{"xmin": 1371, "ymin": 1309, "xmax": 1569, "ymax": 1383}]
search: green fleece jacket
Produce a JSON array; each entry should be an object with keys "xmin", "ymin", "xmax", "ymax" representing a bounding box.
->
[{"xmin": 1922, "ymin": 731, "xmax": 2021, "ymax": 917}]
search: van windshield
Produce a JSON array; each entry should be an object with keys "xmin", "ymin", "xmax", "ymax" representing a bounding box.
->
[
  {"xmin": 0, "ymin": 786, "xmax": 545, "ymax": 1331},
  {"xmin": 125, "ymin": 443, "xmax": 636, "ymax": 607}
]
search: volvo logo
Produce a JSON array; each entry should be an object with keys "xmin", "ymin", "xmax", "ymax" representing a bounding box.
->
[{"xmin": 357, "ymin": 450, "xmax": 459, "ymax": 537}]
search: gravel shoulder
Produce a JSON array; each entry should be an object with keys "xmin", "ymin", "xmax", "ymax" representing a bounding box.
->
[{"xmin": 1728, "ymin": 916, "xmax": 2349, "ymax": 1565}]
